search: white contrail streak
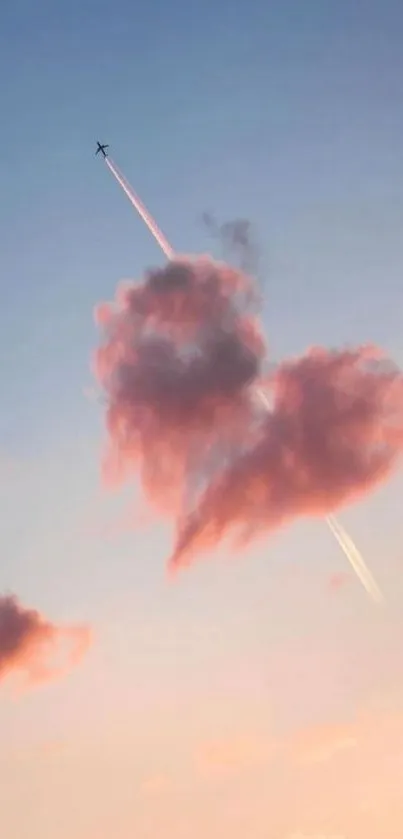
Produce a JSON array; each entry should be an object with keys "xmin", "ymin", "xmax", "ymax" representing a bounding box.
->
[
  {"xmin": 326, "ymin": 514, "xmax": 384, "ymax": 603},
  {"xmin": 257, "ymin": 351, "xmax": 384, "ymax": 602},
  {"xmin": 101, "ymin": 153, "xmax": 384, "ymax": 603},
  {"xmin": 105, "ymin": 157, "xmax": 175, "ymax": 260}
]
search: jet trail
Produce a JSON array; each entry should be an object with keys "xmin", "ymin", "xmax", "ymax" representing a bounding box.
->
[
  {"xmin": 326, "ymin": 514, "xmax": 384, "ymax": 604},
  {"xmin": 105, "ymin": 157, "xmax": 175, "ymax": 260},
  {"xmin": 257, "ymin": 358, "xmax": 384, "ymax": 603},
  {"xmin": 100, "ymin": 154, "xmax": 384, "ymax": 604}
]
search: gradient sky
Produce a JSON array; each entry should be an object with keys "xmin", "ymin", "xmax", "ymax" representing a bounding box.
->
[{"xmin": 1, "ymin": 0, "xmax": 403, "ymax": 837}]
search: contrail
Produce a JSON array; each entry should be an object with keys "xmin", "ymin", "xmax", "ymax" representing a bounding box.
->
[
  {"xmin": 100, "ymin": 153, "xmax": 384, "ymax": 604},
  {"xmin": 105, "ymin": 157, "xmax": 175, "ymax": 260},
  {"xmin": 326, "ymin": 514, "xmax": 384, "ymax": 604},
  {"xmin": 251, "ymin": 350, "xmax": 385, "ymax": 604}
]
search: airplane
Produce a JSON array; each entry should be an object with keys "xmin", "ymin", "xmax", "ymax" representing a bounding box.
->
[{"xmin": 95, "ymin": 141, "xmax": 109, "ymax": 158}]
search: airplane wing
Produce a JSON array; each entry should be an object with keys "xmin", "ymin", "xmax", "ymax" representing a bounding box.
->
[{"xmin": 95, "ymin": 143, "xmax": 109, "ymax": 156}]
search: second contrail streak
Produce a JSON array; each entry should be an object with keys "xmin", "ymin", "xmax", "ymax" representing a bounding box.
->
[
  {"xmin": 102, "ymin": 152, "xmax": 384, "ymax": 604},
  {"xmin": 326, "ymin": 514, "xmax": 384, "ymax": 603}
]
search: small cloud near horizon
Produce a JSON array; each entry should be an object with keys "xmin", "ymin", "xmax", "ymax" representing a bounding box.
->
[{"xmin": 0, "ymin": 593, "xmax": 92, "ymax": 691}]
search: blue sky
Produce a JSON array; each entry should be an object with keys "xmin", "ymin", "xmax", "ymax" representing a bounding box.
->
[
  {"xmin": 1, "ymin": 2, "xmax": 403, "ymax": 836},
  {"xmin": 1, "ymin": 0, "xmax": 403, "ymax": 454}
]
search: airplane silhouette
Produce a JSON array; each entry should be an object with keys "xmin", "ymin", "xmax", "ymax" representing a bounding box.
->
[{"xmin": 95, "ymin": 142, "xmax": 109, "ymax": 158}]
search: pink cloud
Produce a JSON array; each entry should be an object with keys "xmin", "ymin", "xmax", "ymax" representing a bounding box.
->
[{"xmin": 0, "ymin": 593, "xmax": 92, "ymax": 690}]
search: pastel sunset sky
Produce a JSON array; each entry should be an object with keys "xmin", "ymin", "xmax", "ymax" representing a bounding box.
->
[{"xmin": 1, "ymin": 1, "xmax": 403, "ymax": 837}]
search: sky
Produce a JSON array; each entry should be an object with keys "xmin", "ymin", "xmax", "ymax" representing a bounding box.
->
[{"xmin": 1, "ymin": 0, "xmax": 403, "ymax": 836}]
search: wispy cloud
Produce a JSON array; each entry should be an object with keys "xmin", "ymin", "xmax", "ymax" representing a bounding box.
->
[
  {"xmin": 289, "ymin": 721, "xmax": 358, "ymax": 766},
  {"xmin": 328, "ymin": 572, "xmax": 352, "ymax": 593},
  {"xmin": 139, "ymin": 773, "xmax": 172, "ymax": 797},
  {"xmin": 288, "ymin": 707, "xmax": 403, "ymax": 768},
  {"xmin": 197, "ymin": 734, "xmax": 269, "ymax": 775}
]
